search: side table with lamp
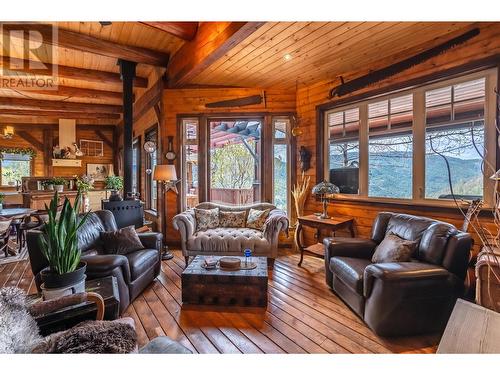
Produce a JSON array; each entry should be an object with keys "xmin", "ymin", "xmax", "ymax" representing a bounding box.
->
[
  {"xmin": 153, "ymin": 164, "xmax": 180, "ymax": 261},
  {"xmin": 295, "ymin": 181, "xmax": 355, "ymax": 266}
]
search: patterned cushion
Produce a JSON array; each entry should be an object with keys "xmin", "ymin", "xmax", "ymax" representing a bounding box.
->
[
  {"xmin": 219, "ymin": 210, "xmax": 246, "ymax": 228},
  {"xmin": 194, "ymin": 207, "xmax": 220, "ymax": 231},
  {"xmin": 371, "ymin": 232, "xmax": 417, "ymax": 263},
  {"xmin": 246, "ymin": 208, "xmax": 270, "ymax": 231}
]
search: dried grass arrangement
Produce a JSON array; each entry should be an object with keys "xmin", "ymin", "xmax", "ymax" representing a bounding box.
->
[{"xmin": 292, "ymin": 172, "xmax": 310, "ymax": 226}]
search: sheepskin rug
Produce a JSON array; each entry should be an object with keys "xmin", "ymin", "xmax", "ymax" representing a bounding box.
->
[{"xmin": 0, "ymin": 287, "xmax": 42, "ymax": 353}]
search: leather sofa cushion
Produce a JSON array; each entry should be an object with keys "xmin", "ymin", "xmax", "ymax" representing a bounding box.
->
[
  {"xmin": 371, "ymin": 233, "xmax": 417, "ymax": 263},
  {"xmin": 330, "ymin": 256, "xmax": 371, "ymax": 294},
  {"xmin": 187, "ymin": 228, "xmax": 270, "ymax": 254},
  {"xmin": 126, "ymin": 249, "xmax": 159, "ymax": 280},
  {"xmin": 101, "ymin": 225, "xmax": 145, "ymax": 255}
]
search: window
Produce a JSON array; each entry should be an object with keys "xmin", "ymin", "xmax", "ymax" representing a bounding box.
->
[
  {"xmin": 368, "ymin": 94, "xmax": 413, "ymax": 199},
  {"xmin": 132, "ymin": 138, "xmax": 140, "ymax": 195},
  {"xmin": 425, "ymin": 78, "xmax": 485, "ymax": 200},
  {"xmin": 79, "ymin": 139, "xmax": 104, "ymax": 157},
  {"xmin": 209, "ymin": 119, "xmax": 262, "ymax": 205},
  {"xmin": 1, "ymin": 153, "xmax": 31, "ymax": 186},
  {"xmin": 145, "ymin": 127, "xmax": 158, "ymax": 211},
  {"xmin": 326, "ymin": 108, "xmax": 360, "ymax": 194},
  {"xmin": 272, "ymin": 117, "xmax": 291, "ymax": 214},
  {"xmin": 181, "ymin": 118, "xmax": 199, "ymax": 209},
  {"xmin": 322, "ymin": 68, "xmax": 497, "ymax": 206}
]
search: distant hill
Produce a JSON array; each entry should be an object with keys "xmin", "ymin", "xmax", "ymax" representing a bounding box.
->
[{"xmin": 330, "ymin": 151, "xmax": 482, "ymax": 199}]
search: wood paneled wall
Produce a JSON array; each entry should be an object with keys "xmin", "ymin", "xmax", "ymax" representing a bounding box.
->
[
  {"xmin": 0, "ymin": 123, "xmax": 115, "ymax": 181},
  {"xmin": 158, "ymin": 87, "xmax": 296, "ymax": 242},
  {"xmin": 295, "ymin": 22, "xmax": 500, "ymax": 253}
]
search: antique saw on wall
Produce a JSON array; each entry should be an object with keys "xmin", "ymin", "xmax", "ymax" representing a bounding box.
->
[
  {"xmin": 205, "ymin": 91, "xmax": 266, "ymax": 108},
  {"xmin": 329, "ymin": 28, "xmax": 480, "ymax": 99}
]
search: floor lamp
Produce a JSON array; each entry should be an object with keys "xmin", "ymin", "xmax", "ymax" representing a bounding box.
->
[{"xmin": 153, "ymin": 164, "xmax": 179, "ymax": 261}]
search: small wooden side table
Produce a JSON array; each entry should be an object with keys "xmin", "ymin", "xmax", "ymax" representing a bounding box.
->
[{"xmin": 295, "ymin": 214, "xmax": 355, "ymax": 266}]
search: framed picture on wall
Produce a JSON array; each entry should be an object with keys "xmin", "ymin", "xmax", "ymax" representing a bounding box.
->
[{"xmin": 87, "ymin": 163, "xmax": 114, "ymax": 181}]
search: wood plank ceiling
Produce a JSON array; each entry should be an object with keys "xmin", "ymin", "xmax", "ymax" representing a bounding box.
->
[
  {"xmin": 188, "ymin": 22, "xmax": 482, "ymax": 89},
  {"xmin": 0, "ymin": 21, "xmax": 489, "ymax": 127},
  {"xmin": 0, "ymin": 21, "xmax": 187, "ymax": 125}
]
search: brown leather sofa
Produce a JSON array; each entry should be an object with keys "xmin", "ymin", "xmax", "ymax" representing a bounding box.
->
[
  {"xmin": 324, "ymin": 212, "xmax": 472, "ymax": 336},
  {"xmin": 27, "ymin": 210, "xmax": 162, "ymax": 314}
]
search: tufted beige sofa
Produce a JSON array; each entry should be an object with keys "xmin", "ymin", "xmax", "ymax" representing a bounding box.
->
[{"xmin": 172, "ymin": 202, "xmax": 288, "ymax": 267}]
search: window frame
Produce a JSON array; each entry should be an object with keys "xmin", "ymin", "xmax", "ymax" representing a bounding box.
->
[
  {"xmin": 179, "ymin": 117, "xmax": 200, "ymax": 210},
  {"xmin": 320, "ymin": 68, "xmax": 498, "ymax": 208},
  {"xmin": 178, "ymin": 113, "xmax": 295, "ymax": 212},
  {"xmin": 131, "ymin": 136, "xmax": 141, "ymax": 195},
  {"xmin": 272, "ymin": 116, "xmax": 292, "ymax": 215},
  {"xmin": 0, "ymin": 153, "xmax": 32, "ymax": 186}
]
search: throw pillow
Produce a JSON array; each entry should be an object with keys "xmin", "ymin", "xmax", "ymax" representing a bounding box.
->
[
  {"xmin": 194, "ymin": 207, "xmax": 220, "ymax": 231},
  {"xmin": 371, "ymin": 232, "xmax": 417, "ymax": 263},
  {"xmin": 246, "ymin": 208, "xmax": 270, "ymax": 231},
  {"xmin": 219, "ymin": 210, "xmax": 246, "ymax": 228},
  {"xmin": 100, "ymin": 225, "xmax": 144, "ymax": 255}
]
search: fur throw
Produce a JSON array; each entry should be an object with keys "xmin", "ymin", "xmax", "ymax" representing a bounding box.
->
[
  {"xmin": 0, "ymin": 287, "xmax": 137, "ymax": 354},
  {"xmin": 32, "ymin": 320, "xmax": 137, "ymax": 354},
  {"xmin": 0, "ymin": 287, "xmax": 42, "ymax": 353}
]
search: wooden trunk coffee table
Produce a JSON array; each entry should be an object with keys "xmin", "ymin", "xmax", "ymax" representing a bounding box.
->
[{"xmin": 181, "ymin": 255, "xmax": 268, "ymax": 308}]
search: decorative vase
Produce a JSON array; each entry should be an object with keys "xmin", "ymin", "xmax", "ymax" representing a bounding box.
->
[
  {"xmin": 54, "ymin": 184, "xmax": 64, "ymax": 192},
  {"xmin": 40, "ymin": 262, "xmax": 87, "ymax": 300},
  {"xmin": 83, "ymin": 193, "xmax": 90, "ymax": 212},
  {"xmin": 109, "ymin": 190, "xmax": 122, "ymax": 201}
]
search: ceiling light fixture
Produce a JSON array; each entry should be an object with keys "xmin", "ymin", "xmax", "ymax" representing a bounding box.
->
[
  {"xmin": 2, "ymin": 126, "xmax": 14, "ymax": 139},
  {"xmin": 283, "ymin": 53, "xmax": 292, "ymax": 61}
]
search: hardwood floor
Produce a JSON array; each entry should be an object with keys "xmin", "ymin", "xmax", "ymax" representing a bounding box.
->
[{"xmin": 0, "ymin": 250, "xmax": 439, "ymax": 353}]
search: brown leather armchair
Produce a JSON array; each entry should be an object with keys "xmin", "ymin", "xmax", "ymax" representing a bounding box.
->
[
  {"xmin": 27, "ymin": 210, "xmax": 162, "ymax": 314},
  {"xmin": 324, "ymin": 212, "xmax": 472, "ymax": 337}
]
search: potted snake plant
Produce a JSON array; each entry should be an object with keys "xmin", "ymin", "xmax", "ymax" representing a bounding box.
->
[{"xmin": 38, "ymin": 191, "xmax": 90, "ymax": 299}]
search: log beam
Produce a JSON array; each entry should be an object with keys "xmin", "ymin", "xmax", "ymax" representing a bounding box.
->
[
  {"xmin": 15, "ymin": 130, "xmax": 44, "ymax": 151},
  {"xmin": 94, "ymin": 129, "xmax": 114, "ymax": 149},
  {"xmin": 167, "ymin": 22, "xmax": 265, "ymax": 87},
  {"xmin": 0, "ymin": 56, "xmax": 148, "ymax": 88},
  {"xmin": 133, "ymin": 78, "xmax": 164, "ymax": 122},
  {"xmin": 140, "ymin": 22, "xmax": 198, "ymax": 41},
  {"xmin": 0, "ymin": 108, "xmax": 120, "ymax": 120},
  {"xmin": 0, "ymin": 97, "xmax": 122, "ymax": 114},
  {"xmin": 1, "ymin": 23, "xmax": 170, "ymax": 67},
  {"xmin": 0, "ymin": 83, "xmax": 123, "ymax": 101}
]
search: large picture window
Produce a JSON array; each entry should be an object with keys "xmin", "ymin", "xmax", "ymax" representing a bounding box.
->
[
  {"xmin": 209, "ymin": 119, "xmax": 262, "ymax": 205},
  {"xmin": 1, "ymin": 153, "xmax": 31, "ymax": 186},
  {"xmin": 180, "ymin": 115, "xmax": 294, "ymax": 213},
  {"xmin": 322, "ymin": 68, "xmax": 497, "ymax": 206}
]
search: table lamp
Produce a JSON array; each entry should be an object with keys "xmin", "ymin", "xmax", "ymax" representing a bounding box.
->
[
  {"xmin": 153, "ymin": 164, "xmax": 179, "ymax": 260},
  {"xmin": 312, "ymin": 181, "xmax": 339, "ymax": 219}
]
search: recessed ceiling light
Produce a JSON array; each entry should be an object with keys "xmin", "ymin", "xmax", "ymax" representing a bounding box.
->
[{"xmin": 283, "ymin": 53, "xmax": 292, "ymax": 61}]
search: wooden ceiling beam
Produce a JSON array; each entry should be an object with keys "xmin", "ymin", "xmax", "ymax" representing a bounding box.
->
[
  {"xmin": 133, "ymin": 78, "xmax": 164, "ymax": 122},
  {"xmin": 15, "ymin": 130, "xmax": 45, "ymax": 150},
  {"xmin": 0, "ymin": 97, "xmax": 122, "ymax": 114},
  {"xmin": 1, "ymin": 23, "xmax": 170, "ymax": 67},
  {"xmin": 0, "ymin": 83, "xmax": 123, "ymax": 102},
  {"xmin": 140, "ymin": 22, "xmax": 199, "ymax": 41},
  {"xmin": 0, "ymin": 108, "xmax": 120, "ymax": 120},
  {"xmin": 167, "ymin": 22, "xmax": 265, "ymax": 87},
  {"xmin": 0, "ymin": 56, "xmax": 148, "ymax": 88}
]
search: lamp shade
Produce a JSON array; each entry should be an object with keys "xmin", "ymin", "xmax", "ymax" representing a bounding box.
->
[
  {"xmin": 312, "ymin": 180, "xmax": 339, "ymax": 196},
  {"xmin": 153, "ymin": 164, "xmax": 177, "ymax": 181}
]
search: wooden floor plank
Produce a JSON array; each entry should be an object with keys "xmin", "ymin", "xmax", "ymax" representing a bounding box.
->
[{"xmin": 0, "ymin": 249, "xmax": 439, "ymax": 354}]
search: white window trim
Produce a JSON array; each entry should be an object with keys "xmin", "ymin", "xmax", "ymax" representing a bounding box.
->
[
  {"xmin": 272, "ymin": 116, "xmax": 292, "ymax": 216},
  {"xmin": 180, "ymin": 117, "xmax": 200, "ymax": 212},
  {"xmin": 324, "ymin": 68, "xmax": 498, "ymax": 208}
]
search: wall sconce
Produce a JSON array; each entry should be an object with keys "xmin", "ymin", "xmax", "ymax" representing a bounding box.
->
[{"xmin": 2, "ymin": 126, "xmax": 14, "ymax": 139}]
